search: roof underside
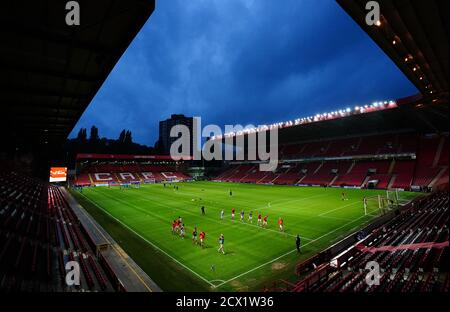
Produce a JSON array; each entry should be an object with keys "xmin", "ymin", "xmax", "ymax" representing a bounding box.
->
[
  {"xmin": 277, "ymin": 97, "xmax": 448, "ymax": 144},
  {"xmin": 277, "ymin": 0, "xmax": 449, "ymax": 144},
  {"xmin": 0, "ymin": 0, "xmax": 155, "ymax": 151},
  {"xmin": 337, "ymin": 0, "xmax": 448, "ymax": 97}
]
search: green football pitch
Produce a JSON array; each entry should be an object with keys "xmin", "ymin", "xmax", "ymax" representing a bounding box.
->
[{"xmin": 71, "ymin": 182, "xmax": 418, "ymax": 291}]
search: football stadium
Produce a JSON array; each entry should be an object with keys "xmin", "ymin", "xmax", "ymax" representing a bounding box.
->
[{"xmin": 0, "ymin": 0, "xmax": 448, "ymax": 299}]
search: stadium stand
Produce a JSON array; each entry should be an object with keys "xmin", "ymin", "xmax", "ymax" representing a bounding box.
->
[
  {"xmin": 214, "ymin": 133, "xmax": 448, "ymax": 191},
  {"xmin": 0, "ymin": 169, "xmax": 160, "ymax": 292},
  {"xmin": 0, "ymin": 170, "xmax": 113, "ymax": 291},
  {"xmin": 267, "ymin": 191, "xmax": 449, "ymax": 292},
  {"xmin": 75, "ymin": 161, "xmax": 190, "ymax": 186},
  {"xmin": 0, "ymin": 0, "xmax": 447, "ymax": 295}
]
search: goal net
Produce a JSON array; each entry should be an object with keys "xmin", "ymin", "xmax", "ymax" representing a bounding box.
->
[
  {"xmin": 387, "ymin": 188, "xmax": 411, "ymax": 206},
  {"xmin": 364, "ymin": 189, "xmax": 405, "ymax": 216},
  {"xmin": 363, "ymin": 195, "xmax": 390, "ymax": 216},
  {"xmin": 386, "ymin": 189, "xmax": 399, "ymax": 207}
]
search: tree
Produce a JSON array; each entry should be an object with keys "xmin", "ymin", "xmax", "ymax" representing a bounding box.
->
[
  {"xmin": 118, "ymin": 130, "xmax": 126, "ymax": 143},
  {"xmin": 124, "ymin": 130, "xmax": 133, "ymax": 145},
  {"xmin": 77, "ymin": 128, "xmax": 87, "ymax": 142}
]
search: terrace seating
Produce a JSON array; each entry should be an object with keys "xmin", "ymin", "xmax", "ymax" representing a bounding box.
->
[
  {"xmin": 324, "ymin": 138, "xmax": 360, "ymax": 157},
  {"xmin": 213, "ymin": 133, "xmax": 448, "ymax": 190},
  {"xmin": 240, "ymin": 169, "xmax": 269, "ymax": 183},
  {"xmin": 0, "ymin": 170, "xmax": 114, "ymax": 291},
  {"xmin": 391, "ymin": 160, "xmax": 415, "ymax": 189},
  {"xmin": 298, "ymin": 141, "xmax": 330, "ymax": 158},
  {"xmin": 214, "ymin": 165, "xmax": 241, "ymax": 181},
  {"xmin": 285, "ymin": 191, "xmax": 449, "ymax": 292},
  {"xmin": 281, "ymin": 143, "xmax": 303, "ymax": 157},
  {"xmin": 346, "ymin": 134, "xmax": 395, "ymax": 156},
  {"xmin": 365, "ymin": 174, "xmax": 392, "ymax": 189},
  {"xmin": 224, "ymin": 165, "xmax": 255, "ymax": 182},
  {"xmin": 257, "ymin": 171, "xmax": 279, "ymax": 184},
  {"xmin": 410, "ymin": 135, "xmax": 447, "ymax": 188},
  {"xmin": 331, "ymin": 161, "xmax": 390, "ymax": 187},
  {"xmin": 273, "ymin": 165, "xmax": 304, "ymax": 185},
  {"xmin": 412, "ymin": 167, "xmax": 442, "ymax": 187},
  {"xmin": 417, "ymin": 136, "xmax": 441, "ymax": 167},
  {"xmin": 75, "ymin": 173, "xmax": 92, "ymax": 186},
  {"xmin": 301, "ymin": 161, "xmax": 337, "ymax": 186},
  {"xmin": 397, "ymin": 133, "xmax": 418, "ymax": 153}
]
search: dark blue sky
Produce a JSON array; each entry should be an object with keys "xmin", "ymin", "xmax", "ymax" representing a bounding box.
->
[{"xmin": 69, "ymin": 0, "xmax": 417, "ymax": 146}]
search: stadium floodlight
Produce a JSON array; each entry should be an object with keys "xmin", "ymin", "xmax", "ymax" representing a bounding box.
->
[{"xmin": 346, "ymin": 108, "xmax": 351, "ymax": 112}]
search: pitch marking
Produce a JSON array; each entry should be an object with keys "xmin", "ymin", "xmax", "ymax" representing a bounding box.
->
[{"xmin": 79, "ymin": 193, "xmax": 215, "ymax": 288}]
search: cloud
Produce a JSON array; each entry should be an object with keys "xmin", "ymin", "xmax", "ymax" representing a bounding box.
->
[{"xmin": 70, "ymin": 0, "xmax": 417, "ymax": 146}]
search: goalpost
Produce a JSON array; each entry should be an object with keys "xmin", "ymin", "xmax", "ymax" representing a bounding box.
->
[
  {"xmin": 364, "ymin": 195, "xmax": 385, "ymax": 216},
  {"xmin": 386, "ymin": 188, "xmax": 400, "ymax": 207},
  {"xmin": 364, "ymin": 189, "xmax": 401, "ymax": 216}
]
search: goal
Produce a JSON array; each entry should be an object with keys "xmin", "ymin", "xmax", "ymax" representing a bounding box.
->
[
  {"xmin": 364, "ymin": 189, "xmax": 403, "ymax": 216},
  {"xmin": 386, "ymin": 188, "xmax": 400, "ymax": 207},
  {"xmin": 363, "ymin": 195, "xmax": 390, "ymax": 216}
]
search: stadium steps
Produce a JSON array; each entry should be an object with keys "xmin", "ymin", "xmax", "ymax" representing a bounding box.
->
[
  {"xmin": 387, "ymin": 174, "xmax": 397, "ymax": 189},
  {"xmin": 270, "ymin": 174, "xmax": 280, "ymax": 183},
  {"xmin": 313, "ymin": 162, "xmax": 323, "ymax": 175},
  {"xmin": 88, "ymin": 174, "xmax": 94, "ymax": 184},
  {"xmin": 296, "ymin": 175, "xmax": 307, "ymax": 184},
  {"xmin": 361, "ymin": 175, "xmax": 371, "ymax": 188},
  {"xmin": 429, "ymin": 167, "xmax": 449, "ymax": 188},
  {"xmin": 388, "ymin": 159, "xmax": 396, "ymax": 174},
  {"xmin": 239, "ymin": 171, "xmax": 252, "ymax": 182},
  {"xmin": 329, "ymin": 174, "xmax": 339, "ymax": 186},
  {"xmin": 256, "ymin": 173, "xmax": 270, "ymax": 184},
  {"xmin": 346, "ymin": 161, "xmax": 356, "ymax": 174}
]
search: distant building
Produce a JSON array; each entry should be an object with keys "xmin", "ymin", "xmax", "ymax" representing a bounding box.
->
[{"xmin": 159, "ymin": 114, "xmax": 194, "ymax": 155}]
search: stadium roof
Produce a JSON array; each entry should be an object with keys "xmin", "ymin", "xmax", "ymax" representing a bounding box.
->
[
  {"xmin": 337, "ymin": 0, "xmax": 449, "ymax": 98},
  {"xmin": 0, "ymin": 0, "xmax": 156, "ymax": 151},
  {"xmin": 278, "ymin": 95, "xmax": 448, "ymax": 144}
]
